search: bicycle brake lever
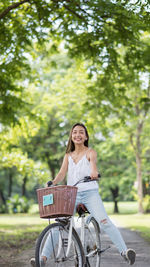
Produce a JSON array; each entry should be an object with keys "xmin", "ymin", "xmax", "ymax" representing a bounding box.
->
[{"xmin": 83, "ymin": 176, "xmax": 91, "ymax": 182}]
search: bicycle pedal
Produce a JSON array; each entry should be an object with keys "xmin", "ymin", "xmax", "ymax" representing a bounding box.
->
[{"xmin": 100, "ymin": 246, "xmax": 111, "ymax": 253}]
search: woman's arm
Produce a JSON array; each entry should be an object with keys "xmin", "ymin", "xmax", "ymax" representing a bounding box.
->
[
  {"xmin": 52, "ymin": 154, "xmax": 69, "ymax": 185},
  {"xmin": 89, "ymin": 149, "xmax": 99, "ymax": 179}
]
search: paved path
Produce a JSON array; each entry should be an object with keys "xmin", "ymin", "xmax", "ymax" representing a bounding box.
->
[
  {"xmin": 100, "ymin": 227, "xmax": 150, "ymax": 267},
  {"xmin": 2, "ymin": 222, "xmax": 150, "ymax": 267}
]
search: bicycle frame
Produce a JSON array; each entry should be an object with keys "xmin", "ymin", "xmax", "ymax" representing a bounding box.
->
[
  {"xmin": 80, "ymin": 214, "xmax": 101, "ymax": 258},
  {"xmin": 45, "ymin": 175, "xmax": 102, "ymax": 264},
  {"xmin": 56, "ymin": 213, "xmax": 99, "ymax": 262},
  {"xmin": 66, "ymin": 216, "xmax": 75, "ymax": 257},
  {"xmin": 55, "ymin": 216, "xmax": 76, "ymax": 260}
]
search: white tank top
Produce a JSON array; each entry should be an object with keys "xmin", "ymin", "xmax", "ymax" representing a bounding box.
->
[{"xmin": 67, "ymin": 153, "xmax": 99, "ymax": 192}]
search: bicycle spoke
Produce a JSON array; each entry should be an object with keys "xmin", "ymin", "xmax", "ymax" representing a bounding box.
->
[
  {"xmin": 35, "ymin": 223, "xmax": 84, "ymax": 267},
  {"xmin": 84, "ymin": 217, "xmax": 101, "ymax": 267}
]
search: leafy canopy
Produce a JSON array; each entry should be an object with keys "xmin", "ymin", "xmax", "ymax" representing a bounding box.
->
[{"xmin": 0, "ymin": 0, "xmax": 150, "ymax": 123}]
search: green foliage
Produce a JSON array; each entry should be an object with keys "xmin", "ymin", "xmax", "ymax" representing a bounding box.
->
[
  {"xmin": 0, "ymin": 0, "xmax": 150, "ymax": 124},
  {"xmin": 6, "ymin": 194, "xmax": 31, "ymax": 214},
  {"xmin": 96, "ymin": 134, "xmax": 136, "ymax": 202},
  {"xmin": 0, "ymin": 204, "xmax": 6, "ymax": 213},
  {"xmin": 0, "ymin": 0, "xmax": 150, "ymax": 214},
  {"xmin": 143, "ymin": 195, "xmax": 150, "ymax": 213},
  {"xmin": 0, "ymin": 49, "xmax": 91, "ymax": 213},
  {"xmin": 0, "ymin": 42, "xmax": 149, "ymax": 214}
]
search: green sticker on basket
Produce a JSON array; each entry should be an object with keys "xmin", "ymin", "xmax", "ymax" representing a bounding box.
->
[{"xmin": 43, "ymin": 194, "xmax": 53, "ymax": 206}]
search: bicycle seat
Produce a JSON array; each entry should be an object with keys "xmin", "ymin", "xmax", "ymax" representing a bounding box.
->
[{"xmin": 76, "ymin": 203, "xmax": 89, "ymax": 216}]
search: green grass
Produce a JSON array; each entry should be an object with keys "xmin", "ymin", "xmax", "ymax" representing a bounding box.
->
[
  {"xmin": 103, "ymin": 201, "xmax": 138, "ymax": 214},
  {"xmin": 30, "ymin": 201, "xmax": 139, "ymax": 215},
  {"xmin": 110, "ymin": 214, "xmax": 150, "ymax": 242},
  {"xmin": 0, "ymin": 214, "xmax": 49, "ymax": 252}
]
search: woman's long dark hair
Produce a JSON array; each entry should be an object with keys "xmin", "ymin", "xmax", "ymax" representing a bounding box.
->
[{"xmin": 66, "ymin": 123, "xmax": 89, "ymax": 153}]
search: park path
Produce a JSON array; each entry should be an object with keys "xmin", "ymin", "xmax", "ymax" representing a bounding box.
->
[
  {"xmin": 1, "ymin": 220, "xmax": 150, "ymax": 267},
  {"xmin": 100, "ymin": 227, "xmax": 150, "ymax": 267}
]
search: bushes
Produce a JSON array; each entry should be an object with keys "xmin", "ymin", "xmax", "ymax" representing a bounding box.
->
[
  {"xmin": 6, "ymin": 194, "xmax": 31, "ymax": 213},
  {"xmin": 0, "ymin": 194, "xmax": 32, "ymax": 213},
  {"xmin": 0, "ymin": 203, "xmax": 6, "ymax": 213}
]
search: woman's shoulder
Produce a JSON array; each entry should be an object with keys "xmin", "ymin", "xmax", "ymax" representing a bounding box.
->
[
  {"xmin": 62, "ymin": 153, "xmax": 70, "ymax": 166},
  {"xmin": 87, "ymin": 147, "xmax": 97, "ymax": 154},
  {"xmin": 65, "ymin": 152, "xmax": 71, "ymax": 159},
  {"xmin": 87, "ymin": 148, "xmax": 97, "ymax": 160}
]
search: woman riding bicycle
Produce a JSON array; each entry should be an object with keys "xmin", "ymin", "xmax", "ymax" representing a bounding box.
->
[{"xmin": 31, "ymin": 122, "xmax": 136, "ymax": 266}]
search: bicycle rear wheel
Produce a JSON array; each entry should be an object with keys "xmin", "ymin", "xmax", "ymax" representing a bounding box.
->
[
  {"xmin": 84, "ymin": 216, "xmax": 101, "ymax": 267},
  {"xmin": 35, "ymin": 222, "xmax": 85, "ymax": 267}
]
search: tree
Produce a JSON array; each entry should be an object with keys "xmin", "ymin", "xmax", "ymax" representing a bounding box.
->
[
  {"xmin": 0, "ymin": 110, "xmax": 50, "ymax": 208},
  {"xmin": 84, "ymin": 32, "xmax": 150, "ymax": 213},
  {"xmin": 95, "ymin": 134, "xmax": 136, "ymax": 213},
  {"xmin": 0, "ymin": 0, "xmax": 149, "ymax": 123},
  {"xmin": 19, "ymin": 49, "xmax": 91, "ymax": 177},
  {"xmin": 0, "ymin": 48, "xmax": 92, "ymax": 211}
]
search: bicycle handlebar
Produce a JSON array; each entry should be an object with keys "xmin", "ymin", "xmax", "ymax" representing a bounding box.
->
[
  {"xmin": 73, "ymin": 174, "xmax": 101, "ymax": 186},
  {"xmin": 47, "ymin": 173, "xmax": 101, "ymax": 187}
]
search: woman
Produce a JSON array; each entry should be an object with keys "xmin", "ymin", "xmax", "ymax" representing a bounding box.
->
[{"xmin": 30, "ymin": 122, "xmax": 136, "ymax": 266}]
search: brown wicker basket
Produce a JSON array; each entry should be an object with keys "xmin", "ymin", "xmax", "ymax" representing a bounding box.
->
[{"xmin": 37, "ymin": 185, "xmax": 78, "ymax": 219}]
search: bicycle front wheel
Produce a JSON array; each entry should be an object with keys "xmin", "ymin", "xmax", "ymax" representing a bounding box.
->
[
  {"xmin": 84, "ymin": 216, "xmax": 101, "ymax": 267},
  {"xmin": 35, "ymin": 222, "xmax": 85, "ymax": 267}
]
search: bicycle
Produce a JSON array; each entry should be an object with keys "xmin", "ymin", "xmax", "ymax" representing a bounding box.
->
[{"xmin": 35, "ymin": 175, "xmax": 109, "ymax": 267}]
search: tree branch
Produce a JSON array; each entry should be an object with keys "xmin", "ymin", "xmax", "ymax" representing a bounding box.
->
[
  {"xmin": 51, "ymin": 0, "xmax": 88, "ymax": 23},
  {"xmin": 130, "ymin": 133, "xmax": 136, "ymax": 152},
  {"xmin": 0, "ymin": 0, "xmax": 30, "ymax": 20},
  {"xmin": 63, "ymin": 4, "xmax": 87, "ymax": 22},
  {"xmin": 66, "ymin": 0, "xmax": 109, "ymax": 20}
]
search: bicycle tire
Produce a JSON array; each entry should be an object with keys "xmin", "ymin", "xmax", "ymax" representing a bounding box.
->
[
  {"xmin": 84, "ymin": 216, "xmax": 101, "ymax": 267},
  {"xmin": 35, "ymin": 222, "xmax": 85, "ymax": 267}
]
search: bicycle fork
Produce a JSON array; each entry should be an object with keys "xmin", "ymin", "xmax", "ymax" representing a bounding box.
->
[
  {"xmin": 55, "ymin": 217, "xmax": 75, "ymax": 260},
  {"xmin": 66, "ymin": 217, "xmax": 74, "ymax": 257},
  {"xmin": 80, "ymin": 215, "xmax": 85, "ymax": 247}
]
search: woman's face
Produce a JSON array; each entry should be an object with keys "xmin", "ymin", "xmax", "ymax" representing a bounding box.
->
[{"xmin": 71, "ymin": 125, "xmax": 87, "ymax": 145}]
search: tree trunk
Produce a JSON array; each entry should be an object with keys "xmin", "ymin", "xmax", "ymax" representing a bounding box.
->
[
  {"xmin": 22, "ymin": 176, "xmax": 27, "ymax": 196},
  {"xmin": 110, "ymin": 186, "xmax": 119, "ymax": 213},
  {"xmin": 45, "ymin": 151, "xmax": 56, "ymax": 179},
  {"xmin": 50, "ymin": 166, "xmax": 55, "ymax": 180},
  {"xmin": 130, "ymin": 104, "xmax": 145, "ymax": 214},
  {"xmin": 136, "ymin": 152, "xmax": 144, "ymax": 213},
  {"xmin": 0, "ymin": 189, "xmax": 6, "ymax": 205},
  {"xmin": 8, "ymin": 170, "xmax": 13, "ymax": 197},
  {"xmin": 136, "ymin": 118, "xmax": 144, "ymax": 213},
  {"xmin": 135, "ymin": 80, "xmax": 150, "ymax": 212}
]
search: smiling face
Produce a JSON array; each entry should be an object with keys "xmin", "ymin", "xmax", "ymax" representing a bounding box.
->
[
  {"xmin": 66, "ymin": 123, "xmax": 89, "ymax": 153},
  {"xmin": 71, "ymin": 125, "xmax": 88, "ymax": 145}
]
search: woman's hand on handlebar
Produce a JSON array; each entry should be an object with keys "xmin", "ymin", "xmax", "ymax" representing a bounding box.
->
[
  {"xmin": 47, "ymin": 180, "xmax": 53, "ymax": 187},
  {"xmin": 83, "ymin": 174, "xmax": 101, "ymax": 183},
  {"xmin": 90, "ymin": 172, "xmax": 101, "ymax": 180}
]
